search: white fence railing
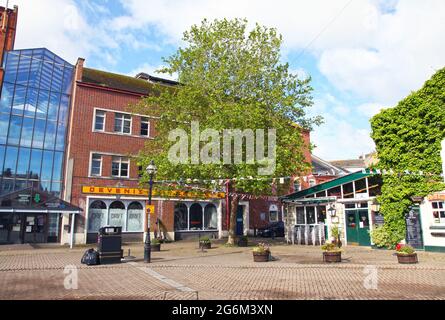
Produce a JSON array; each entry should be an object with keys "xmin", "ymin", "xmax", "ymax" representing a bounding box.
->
[{"xmin": 288, "ymin": 224, "xmax": 327, "ymax": 246}]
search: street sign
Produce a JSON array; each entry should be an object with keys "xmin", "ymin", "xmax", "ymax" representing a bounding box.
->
[{"xmin": 146, "ymin": 204, "xmax": 155, "ymax": 215}]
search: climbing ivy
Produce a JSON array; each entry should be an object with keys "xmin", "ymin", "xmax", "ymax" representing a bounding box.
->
[{"xmin": 370, "ymin": 67, "xmax": 445, "ymax": 248}]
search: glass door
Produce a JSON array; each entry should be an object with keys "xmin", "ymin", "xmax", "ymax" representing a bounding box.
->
[
  {"xmin": 23, "ymin": 214, "xmax": 47, "ymax": 243},
  {"xmin": 0, "ymin": 214, "xmax": 12, "ymax": 244}
]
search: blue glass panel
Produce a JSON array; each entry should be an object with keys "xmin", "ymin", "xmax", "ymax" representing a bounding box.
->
[
  {"xmin": 41, "ymin": 151, "xmax": 54, "ymax": 180},
  {"xmin": 16, "ymin": 53, "xmax": 31, "ymax": 86},
  {"xmin": 40, "ymin": 180, "xmax": 51, "ymax": 193},
  {"xmin": 32, "ymin": 118, "xmax": 46, "ymax": 148},
  {"xmin": 14, "ymin": 179, "xmax": 29, "ymax": 192},
  {"xmin": 36, "ymin": 89, "xmax": 49, "ymax": 119},
  {"xmin": 0, "ymin": 113, "xmax": 10, "ymax": 144},
  {"xmin": 51, "ymin": 182, "xmax": 61, "ymax": 197},
  {"xmin": 43, "ymin": 50, "xmax": 55, "ymax": 63},
  {"xmin": 17, "ymin": 147, "xmax": 31, "ymax": 177},
  {"xmin": 0, "ymin": 82, "xmax": 14, "ymax": 113},
  {"xmin": 29, "ymin": 149, "xmax": 42, "ymax": 180},
  {"xmin": 44, "ymin": 121, "xmax": 56, "ymax": 149},
  {"xmin": 4, "ymin": 52, "xmax": 19, "ymax": 83},
  {"xmin": 32, "ymin": 49, "xmax": 45, "ymax": 60},
  {"xmin": 24, "ymin": 87, "xmax": 38, "ymax": 117},
  {"xmin": 0, "ymin": 146, "xmax": 5, "ymax": 176},
  {"xmin": 4, "ymin": 146, "xmax": 18, "ymax": 177},
  {"xmin": 52, "ymin": 151, "xmax": 63, "ymax": 182},
  {"xmin": 11, "ymin": 85, "xmax": 26, "ymax": 116},
  {"xmin": 39, "ymin": 61, "xmax": 54, "ymax": 91},
  {"xmin": 55, "ymin": 124, "xmax": 66, "ymax": 151},
  {"xmin": 48, "ymin": 92, "xmax": 60, "ymax": 121},
  {"xmin": 59, "ymin": 95, "xmax": 70, "ymax": 125},
  {"xmin": 20, "ymin": 117, "xmax": 34, "ymax": 147},
  {"xmin": 7, "ymin": 115, "xmax": 22, "ymax": 145},
  {"xmin": 1, "ymin": 179, "xmax": 14, "ymax": 195},
  {"xmin": 29, "ymin": 54, "xmax": 43, "ymax": 89},
  {"xmin": 62, "ymin": 66, "xmax": 74, "ymax": 95},
  {"xmin": 51, "ymin": 63, "xmax": 64, "ymax": 93}
]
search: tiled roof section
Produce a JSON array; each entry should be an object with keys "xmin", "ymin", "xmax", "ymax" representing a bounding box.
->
[
  {"xmin": 81, "ymin": 68, "xmax": 156, "ymax": 95},
  {"xmin": 329, "ymin": 159, "xmax": 365, "ymax": 168}
]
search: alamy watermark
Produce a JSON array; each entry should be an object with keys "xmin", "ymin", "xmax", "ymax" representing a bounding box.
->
[
  {"xmin": 168, "ymin": 122, "xmax": 277, "ymax": 175},
  {"xmin": 363, "ymin": 265, "xmax": 378, "ymax": 290},
  {"xmin": 64, "ymin": 265, "xmax": 78, "ymax": 290}
]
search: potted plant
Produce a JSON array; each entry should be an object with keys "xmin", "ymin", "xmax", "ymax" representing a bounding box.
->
[
  {"xmin": 330, "ymin": 225, "xmax": 342, "ymax": 248},
  {"xmin": 395, "ymin": 244, "xmax": 418, "ymax": 264},
  {"xmin": 238, "ymin": 235, "xmax": 248, "ymax": 247},
  {"xmin": 199, "ymin": 236, "xmax": 212, "ymax": 249},
  {"xmin": 252, "ymin": 243, "xmax": 270, "ymax": 262},
  {"xmin": 151, "ymin": 238, "xmax": 161, "ymax": 252},
  {"xmin": 322, "ymin": 242, "xmax": 342, "ymax": 263}
]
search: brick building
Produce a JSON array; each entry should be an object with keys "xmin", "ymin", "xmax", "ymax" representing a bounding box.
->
[{"xmin": 0, "ymin": 4, "xmax": 315, "ymax": 245}]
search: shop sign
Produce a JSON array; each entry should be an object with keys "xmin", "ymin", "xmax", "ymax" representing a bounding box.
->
[
  {"xmin": 428, "ymin": 193, "xmax": 445, "ymax": 201},
  {"xmin": 82, "ymin": 186, "xmax": 225, "ymax": 199}
]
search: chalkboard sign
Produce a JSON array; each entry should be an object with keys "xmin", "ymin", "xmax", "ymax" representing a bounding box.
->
[
  {"xmin": 374, "ymin": 213, "xmax": 384, "ymax": 226},
  {"xmin": 405, "ymin": 208, "xmax": 424, "ymax": 249}
]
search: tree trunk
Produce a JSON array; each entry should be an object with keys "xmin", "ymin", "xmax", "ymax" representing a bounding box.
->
[{"xmin": 227, "ymin": 194, "xmax": 240, "ymax": 245}]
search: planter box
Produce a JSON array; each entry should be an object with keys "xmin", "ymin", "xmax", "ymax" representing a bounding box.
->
[
  {"xmin": 397, "ymin": 253, "xmax": 418, "ymax": 264},
  {"xmin": 323, "ymin": 251, "xmax": 342, "ymax": 263},
  {"xmin": 199, "ymin": 242, "xmax": 211, "ymax": 249},
  {"xmin": 151, "ymin": 244, "xmax": 161, "ymax": 252},
  {"xmin": 253, "ymin": 252, "xmax": 270, "ymax": 262},
  {"xmin": 238, "ymin": 239, "xmax": 248, "ymax": 247}
]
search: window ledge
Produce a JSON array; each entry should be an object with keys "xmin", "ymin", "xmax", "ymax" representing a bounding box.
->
[
  {"xmin": 92, "ymin": 130, "xmax": 153, "ymax": 140},
  {"xmin": 430, "ymin": 225, "xmax": 445, "ymax": 230}
]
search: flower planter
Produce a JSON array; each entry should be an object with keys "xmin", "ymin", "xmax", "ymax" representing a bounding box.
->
[
  {"xmin": 199, "ymin": 242, "xmax": 211, "ymax": 249},
  {"xmin": 323, "ymin": 251, "xmax": 342, "ymax": 263},
  {"xmin": 238, "ymin": 239, "xmax": 248, "ymax": 247},
  {"xmin": 253, "ymin": 252, "xmax": 270, "ymax": 262},
  {"xmin": 396, "ymin": 253, "xmax": 418, "ymax": 264},
  {"xmin": 151, "ymin": 244, "xmax": 161, "ymax": 252}
]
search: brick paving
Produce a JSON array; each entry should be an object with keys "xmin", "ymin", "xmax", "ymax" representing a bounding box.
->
[{"xmin": 1, "ymin": 240, "xmax": 445, "ymax": 300}]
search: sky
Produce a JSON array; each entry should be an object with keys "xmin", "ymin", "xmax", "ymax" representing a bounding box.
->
[{"xmin": 7, "ymin": 0, "xmax": 445, "ymax": 160}]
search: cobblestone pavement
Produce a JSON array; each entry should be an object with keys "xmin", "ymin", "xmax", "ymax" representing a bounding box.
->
[{"xmin": 1, "ymin": 240, "xmax": 445, "ymax": 300}]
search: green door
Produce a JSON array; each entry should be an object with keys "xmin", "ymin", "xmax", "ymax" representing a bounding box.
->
[{"xmin": 346, "ymin": 210, "xmax": 371, "ymax": 246}]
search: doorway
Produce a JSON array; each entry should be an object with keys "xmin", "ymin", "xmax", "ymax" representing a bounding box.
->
[
  {"xmin": 346, "ymin": 209, "xmax": 371, "ymax": 246},
  {"xmin": 23, "ymin": 214, "xmax": 47, "ymax": 243}
]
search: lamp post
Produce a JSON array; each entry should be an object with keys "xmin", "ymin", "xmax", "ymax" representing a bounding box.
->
[{"xmin": 144, "ymin": 160, "xmax": 157, "ymax": 263}]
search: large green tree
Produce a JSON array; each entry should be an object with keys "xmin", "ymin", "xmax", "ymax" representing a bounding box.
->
[
  {"xmin": 370, "ymin": 67, "xmax": 445, "ymax": 248},
  {"xmin": 132, "ymin": 18, "xmax": 321, "ymax": 244}
]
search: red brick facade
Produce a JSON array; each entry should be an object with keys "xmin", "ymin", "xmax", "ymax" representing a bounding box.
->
[{"xmin": 0, "ymin": 6, "xmax": 18, "ymax": 87}]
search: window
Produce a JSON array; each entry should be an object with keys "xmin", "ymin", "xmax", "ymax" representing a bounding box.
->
[
  {"xmin": 293, "ymin": 180, "xmax": 301, "ymax": 192},
  {"xmin": 109, "ymin": 201, "xmax": 126, "ymax": 228},
  {"xmin": 174, "ymin": 203, "xmax": 188, "ymax": 231},
  {"xmin": 140, "ymin": 117, "xmax": 150, "ymax": 137},
  {"xmin": 114, "ymin": 113, "xmax": 131, "ymax": 134},
  {"xmin": 190, "ymin": 203, "xmax": 203, "ymax": 230},
  {"xmin": 309, "ymin": 179, "xmax": 316, "ymax": 187},
  {"xmin": 306, "ymin": 207, "xmax": 316, "ymax": 224},
  {"xmin": 90, "ymin": 154, "xmax": 102, "ymax": 176},
  {"xmin": 204, "ymin": 204, "xmax": 218, "ymax": 230},
  {"xmin": 112, "ymin": 156, "xmax": 129, "ymax": 178},
  {"xmin": 296, "ymin": 207, "xmax": 305, "ymax": 224},
  {"xmin": 127, "ymin": 202, "xmax": 143, "ymax": 232},
  {"xmin": 269, "ymin": 205, "xmax": 279, "ymax": 222},
  {"xmin": 432, "ymin": 202, "xmax": 445, "ymax": 223},
  {"xmin": 88, "ymin": 201, "xmax": 107, "ymax": 232},
  {"xmin": 94, "ymin": 110, "xmax": 105, "ymax": 131}
]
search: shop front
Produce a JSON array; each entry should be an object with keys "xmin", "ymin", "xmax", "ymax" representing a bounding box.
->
[
  {"xmin": 417, "ymin": 191, "xmax": 445, "ymax": 252},
  {"xmin": 0, "ymin": 187, "xmax": 81, "ymax": 245},
  {"xmin": 281, "ymin": 171, "xmax": 382, "ymax": 247}
]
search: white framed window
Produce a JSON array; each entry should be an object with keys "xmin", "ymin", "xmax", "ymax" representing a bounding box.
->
[
  {"xmin": 90, "ymin": 153, "xmax": 102, "ymax": 176},
  {"xmin": 293, "ymin": 180, "xmax": 301, "ymax": 192},
  {"xmin": 140, "ymin": 117, "xmax": 150, "ymax": 137},
  {"xmin": 114, "ymin": 113, "xmax": 132, "ymax": 134},
  {"xmin": 309, "ymin": 179, "xmax": 316, "ymax": 187},
  {"xmin": 269, "ymin": 205, "xmax": 279, "ymax": 222},
  {"xmin": 94, "ymin": 110, "xmax": 106, "ymax": 131},
  {"xmin": 112, "ymin": 156, "xmax": 129, "ymax": 178},
  {"xmin": 432, "ymin": 201, "xmax": 445, "ymax": 223}
]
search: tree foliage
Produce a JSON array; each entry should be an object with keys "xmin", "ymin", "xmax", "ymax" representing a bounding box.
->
[
  {"xmin": 132, "ymin": 18, "xmax": 321, "ymax": 243},
  {"xmin": 370, "ymin": 67, "xmax": 445, "ymax": 248}
]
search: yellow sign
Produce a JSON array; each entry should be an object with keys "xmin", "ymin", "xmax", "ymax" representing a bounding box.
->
[
  {"xmin": 146, "ymin": 205, "xmax": 155, "ymax": 215},
  {"xmin": 82, "ymin": 186, "xmax": 225, "ymax": 199},
  {"xmin": 428, "ymin": 193, "xmax": 445, "ymax": 201}
]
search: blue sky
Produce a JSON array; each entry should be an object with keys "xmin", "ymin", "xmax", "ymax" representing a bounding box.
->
[{"xmin": 9, "ymin": 0, "xmax": 445, "ymax": 160}]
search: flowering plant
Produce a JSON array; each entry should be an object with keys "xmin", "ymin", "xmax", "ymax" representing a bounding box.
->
[
  {"xmin": 321, "ymin": 242, "xmax": 342, "ymax": 253},
  {"xmin": 253, "ymin": 243, "xmax": 270, "ymax": 254},
  {"xmin": 395, "ymin": 244, "xmax": 415, "ymax": 255}
]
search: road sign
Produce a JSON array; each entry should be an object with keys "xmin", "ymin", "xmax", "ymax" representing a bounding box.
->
[{"xmin": 146, "ymin": 204, "xmax": 155, "ymax": 215}]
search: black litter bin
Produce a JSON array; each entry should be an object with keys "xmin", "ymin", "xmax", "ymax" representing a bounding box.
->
[{"xmin": 98, "ymin": 226, "xmax": 123, "ymax": 264}]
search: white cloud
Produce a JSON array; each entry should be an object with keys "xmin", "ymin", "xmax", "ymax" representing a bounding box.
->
[{"xmin": 357, "ymin": 103, "xmax": 387, "ymax": 118}]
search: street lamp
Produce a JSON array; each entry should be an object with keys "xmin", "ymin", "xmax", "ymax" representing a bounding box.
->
[{"xmin": 144, "ymin": 160, "xmax": 157, "ymax": 263}]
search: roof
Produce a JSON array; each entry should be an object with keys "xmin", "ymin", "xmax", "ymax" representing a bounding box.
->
[
  {"xmin": 281, "ymin": 171, "xmax": 372, "ymax": 201},
  {"xmin": 82, "ymin": 68, "xmax": 157, "ymax": 95},
  {"xmin": 311, "ymin": 154, "xmax": 348, "ymax": 176},
  {"xmin": 329, "ymin": 159, "xmax": 366, "ymax": 172}
]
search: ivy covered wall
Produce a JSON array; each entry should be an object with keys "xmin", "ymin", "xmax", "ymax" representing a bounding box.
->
[{"xmin": 370, "ymin": 67, "xmax": 445, "ymax": 248}]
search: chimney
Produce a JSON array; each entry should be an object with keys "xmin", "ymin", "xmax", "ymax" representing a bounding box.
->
[
  {"xmin": 441, "ymin": 139, "xmax": 445, "ymax": 183},
  {"xmin": 75, "ymin": 58, "xmax": 85, "ymax": 82}
]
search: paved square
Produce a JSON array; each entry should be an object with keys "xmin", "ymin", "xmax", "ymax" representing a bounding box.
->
[{"xmin": 1, "ymin": 240, "xmax": 444, "ymax": 300}]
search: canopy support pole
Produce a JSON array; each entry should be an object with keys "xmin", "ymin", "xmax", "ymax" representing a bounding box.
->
[{"xmin": 70, "ymin": 213, "xmax": 76, "ymax": 249}]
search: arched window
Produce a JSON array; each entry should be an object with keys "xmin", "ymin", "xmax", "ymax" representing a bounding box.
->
[
  {"xmin": 88, "ymin": 200, "xmax": 107, "ymax": 232},
  {"xmin": 127, "ymin": 202, "xmax": 143, "ymax": 232},
  {"xmin": 204, "ymin": 204, "xmax": 217, "ymax": 230},
  {"xmin": 174, "ymin": 203, "xmax": 188, "ymax": 231},
  {"xmin": 109, "ymin": 201, "xmax": 126, "ymax": 228},
  {"xmin": 190, "ymin": 203, "xmax": 203, "ymax": 230},
  {"xmin": 269, "ymin": 204, "xmax": 279, "ymax": 222}
]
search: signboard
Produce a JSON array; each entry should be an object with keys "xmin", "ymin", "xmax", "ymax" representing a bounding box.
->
[
  {"xmin": 82, "ymin": 186, "xmax": 225, "ymax": 199},
  {"xmin": 405, "ymin": 208, "xmax": 424, "ymax": 250},
  {"xmin": 428, "ymin": 193, "xmax": 445, "ymax": 201},
  {"xmin": 146, "ymin": 204, "xmax": 155, "ymax": 216},
  {"xmin": 374, "ymin": 213, "xmax": 385, "ymax": 226}
]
